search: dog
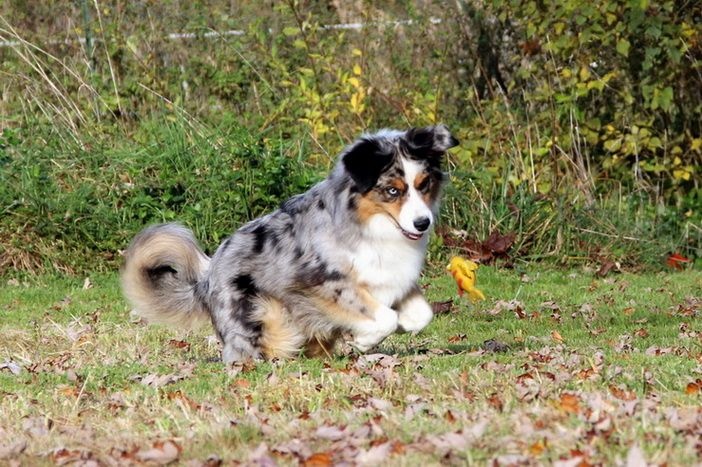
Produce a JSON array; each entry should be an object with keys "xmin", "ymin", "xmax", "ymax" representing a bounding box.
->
[{"xmin": 121, "ymin": 124, "xmax": 458, "ymax": 363}]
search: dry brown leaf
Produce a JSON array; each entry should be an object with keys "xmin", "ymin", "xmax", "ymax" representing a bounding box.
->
[
  {"xmin": 625, "ymin": 444, "xmax": 647, "ymax": 467},
  {"xmin": 609, "ymin": 385, "xmax": 636, "ymax": 401},
  {"xmin": 551, "ymin": 330, "xmax": 564, "ymax": 343},
  {"xmin": 431, "ymin": 300, "xmax": 454, "ymax": 315},
  {"xmin": 168, "ymin": 339, "xmax": 191, "ymax": 350},
  {"xmin": 0, "ymin": 360, "xmax": 22, "ymax": 375},
  {"xmin": 356, "ymin": 442, "xmax": 393, "ymax": 465},
  {"xmin": 528, "ymin": 439, "xmax": 547, "ymax": 456},
  {"xmin": 22, "ymin": 416, "xmax": 52, "ymax": 437},
  {"xmin": 233, "ymin": 378, "xmax": 250, "ymax": 389},
  {"xmin": 685, "ymin": 379, "xmax": 702, "ymax": 395},
  {"xmin": 558, "ymin": 393, "xmax": 581, "ymax": 415},
  {"xmin": 314, "ymin": 425, "xmax": 347, "ymax": 441},
  {"xmin": 135, "ymin": 440, "xmax": 181, "ymax": 465},
  {"xmin": 487, "ymin": 393, "xmax": 504, "ymax": 411},
  {"xmin": 447, "ymin": 334, "xmax": 466, "ymax": 343},
  {"xmin": 0, "ymin": 440, "xmax": 27, "ymax": 459},
  {"xmin": 486, "ymin": 299, "xmax": 525, "ymax": 316},
  {"xmin": 304, "ymin": 452, "xmax": 334, "ymax": 467}
]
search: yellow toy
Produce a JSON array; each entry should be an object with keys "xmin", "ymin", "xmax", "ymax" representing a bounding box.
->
[{"xmin": 447, "ymin": 256, "xmax": 486, "ymax": 302}]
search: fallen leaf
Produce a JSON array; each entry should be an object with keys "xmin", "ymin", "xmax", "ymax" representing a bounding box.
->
[
  {"xmin": 448, "ymin": 334, "xmax": 466, "ymax": 344},
  {"xmin": 22, "ymin": 416, "xmax": 52, "ymax": 437},
  {"xmin": 625, "ymin": 444, "xmax": 647, "ymax": 467},
  {"xmin": 314, "ymin": 425, "xmax": 347, "ymax": 441},
  {"xmin": 482, "ymin": 339, "xmax": 510, "ymax": 353},
  {"xmin": 431, "ymin": 300, "xmax": 454, "ymax": 315},
  {"xmin": 666, "ymin": 253, "xmax": 691, "ymax": 270},
  {"xmin": 51, "ymin": 448, "xmax": 96, "ymax": 465},
  {"xmin": 488, "ymin": 299, "xmax": 525, "ymax": 317},
  {"xmin": 609, "ymin": 385, "xmax": 636, "ymax": 401},
  {"xmin": 444, "ymin": 409, "xmax": 457, "ymax": 423},
  {"xmin": 487, "ymin": 393, "xmax": 503, "ymax": 411},
  {"xmin": 132, "ymin": 364, "xmax": 194, "ymax": 388},
  {"xmin": 634, "ymin": 328, "xmax": 649, "ymax": 338},
  {"xmin": 528, "ymin": 439, "xmax": 547, "ymax": 456},
  {"xmin": 558, "ymin": 393, "xmax": 581, "ymax": 415},
  {"xmin": 0, "ymin": 440, "xmax": 27, "ymax": 459},
  {"xmin": 551, "ymin": 330, "xmax": 564, "ymax": 343},
  {"xmin": 233, "ymin": 379, "xmax": 250, "ymax": 389},
  {"xmin": 596, "ymin": 260, "xmax": 619, "ymax": 277},
  {"xmin": 0, "ymin": 360, "xmax": 22, "ymax": 375},
  {"xmin": 303, "ymin": 452, "xmax": 333, "ymax": 467},
  {"xmin": 82, "ymin": 277, "xmax": 92, "ymax": 290},
  {"xmin": 136, "ymin": 440, "xmax": 181, "ymax": 465},
  {"xmin": 356, "ymin": 442, "xmax": 392, "ymax": 465},
  {"xmin": 484, "ymin": 230, "xmax": 516, "ymax": 255},
  {"xmin": 168, "ymin": 339, "xmax": 191, "ymax": 350},
  {"xmin": 685, "ymin": 379, "xmax": 702, "ymax": 395}
]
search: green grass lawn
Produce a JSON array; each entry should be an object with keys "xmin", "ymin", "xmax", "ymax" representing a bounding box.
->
[{"xmin": 1, "ymin": 266, "xmax": 701, "ymax": 465}]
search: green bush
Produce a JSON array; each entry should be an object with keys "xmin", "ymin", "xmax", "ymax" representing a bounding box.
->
[{"xmin": 0, "ymin": 0, "xmax": 699, "ymax": 272}]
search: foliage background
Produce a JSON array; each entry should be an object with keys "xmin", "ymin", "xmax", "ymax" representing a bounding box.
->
[{"xmin": 0, "ymin": 0, "xmax": 700, "ymax": 273}]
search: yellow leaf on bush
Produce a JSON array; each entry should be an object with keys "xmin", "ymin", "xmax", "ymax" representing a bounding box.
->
[
  {"xmin": 353, "ymin": 64, "xmax": 362, "ymax": 76},
  {"xmin": 673, "ymin": 169, "xmax": 691, "ymax": 181}
]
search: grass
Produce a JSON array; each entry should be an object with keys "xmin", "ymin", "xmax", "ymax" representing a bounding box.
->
[{"xmin": 1, "ymin": 265, "xmax": 701, "ymax": 465}]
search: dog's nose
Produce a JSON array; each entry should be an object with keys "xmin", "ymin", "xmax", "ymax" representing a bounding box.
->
[{"xmin": 413, "ymin": 216, "xmax": 431, "ymax": 232}]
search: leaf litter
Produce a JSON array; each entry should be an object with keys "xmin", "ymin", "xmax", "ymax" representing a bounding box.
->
[{"xmin": 1, "ymin": 270, "xmax": 701, "ymax": 464}]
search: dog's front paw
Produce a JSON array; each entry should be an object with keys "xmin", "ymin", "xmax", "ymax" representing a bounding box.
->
[
  {"xmin": 397, "ymin": 294, "xmax": 433, "ymax": 334},
  {"xmin": 351, "ymin": 305, "xmax": 398, "ymax": 352}
]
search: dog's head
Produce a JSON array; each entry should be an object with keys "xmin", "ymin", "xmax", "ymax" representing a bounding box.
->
[{"xmin": 340, "ymin": 125, "xmax": 459, "ymax": 241}]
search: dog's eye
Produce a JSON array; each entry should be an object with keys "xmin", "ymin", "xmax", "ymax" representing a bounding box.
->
[{"xmin": 386, "ymin": 186, "xmax": 400, "ymax": 197}]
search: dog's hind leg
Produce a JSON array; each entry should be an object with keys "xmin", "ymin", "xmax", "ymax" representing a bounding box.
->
[{"xmin": 209, "ymin": 292, "xmax": 265, "ymax": 363}]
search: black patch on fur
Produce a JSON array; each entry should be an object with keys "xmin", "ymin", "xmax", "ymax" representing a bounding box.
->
[
  {"xmin": 294, "ymin": 246, "xmax": 304, "ymax": 259},
  {"xmin": 281, "ymin": 195, "xmax": 303, "ymax": 216},
  {"xmin": 402, "ymin": 125, "xmax": 459, "ymax": 168},
  {"xmin": 342, "ymin": 138, "xmax": 395, "ymax": 193},
  {"xmin": 296, "ymin": 262, "xmax": 344, "ymax": 287},
  {"xmin": 268, "ymin": 231, "xmax": 280, "ymax": 247},
  {"xmin": 251, "ymin": 224, "xmax": 268, "ymax": 254},
  {"xmin": 145, "ymin": 264, "xmax": 177, "ymax": 283},
  {"xmin": 232, "ymin": 274, "xmax": 258, "ymax": 296},
  {"xmin": 317, "ymin": 199, "xmax": 325, "ymax": 210},
  {"xmin": 347, "ymin": 195, "xmax": 358, "ymax": 211},
  {"xmin": 235, "ymin": 297, "xmax": 262, "ymax": 335}
]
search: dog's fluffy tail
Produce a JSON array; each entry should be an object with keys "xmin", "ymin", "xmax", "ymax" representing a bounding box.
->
[{"xmin": 121, "ymin": 223, "xmax": 211, "ymax": 330}]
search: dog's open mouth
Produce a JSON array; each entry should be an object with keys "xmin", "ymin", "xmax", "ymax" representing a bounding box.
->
[{"xmin": 401, "ymin": 229, "xmax": 423, "ymax": 241}]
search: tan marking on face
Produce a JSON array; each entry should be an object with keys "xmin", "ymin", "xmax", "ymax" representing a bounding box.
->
[
  {"xmin": 356, "ymin": 194, "xmax": 385, "ymax": 223},
  {"xmin": 414, "ymin": 171, "xmax": 440, "ymax": 206},
  {"xmin": 355, "ymin": 177, "xmax": 406, "ymax": 225}
]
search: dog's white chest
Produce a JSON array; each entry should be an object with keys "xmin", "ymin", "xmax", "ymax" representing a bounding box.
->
[{"xmin": 350, "ymin": 216, "xmax": 427, "ymax": 306}]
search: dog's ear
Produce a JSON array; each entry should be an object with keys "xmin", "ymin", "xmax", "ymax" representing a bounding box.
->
[
  {"xmin": 403, "ymin": 124, "xmax": 459, "ymax": 159},
  {"xmin": 342, "ymin": 137, "xmax": 395, "ymax": 193}
]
